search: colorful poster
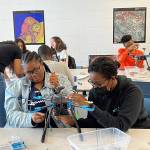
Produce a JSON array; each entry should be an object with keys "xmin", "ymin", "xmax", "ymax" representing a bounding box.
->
[
  {"xmin": 113, "ymin": 7, "xmax": 146, "ymax": 43},
  {"xmin": 13, "ymin": 10, "xmax": 45, "ymax": 44}
]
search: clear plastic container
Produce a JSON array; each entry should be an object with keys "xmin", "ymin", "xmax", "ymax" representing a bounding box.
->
[{"xmin": 67, "ymin": 128, "xmax": 131, "ymax": 150}]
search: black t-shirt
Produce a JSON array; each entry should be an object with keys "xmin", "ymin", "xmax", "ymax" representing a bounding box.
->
[
  {"xmin": 28, "ymin": 83, "xmax": 46, "ymax": 113},
  {"xmin": 0, "ymin": 43, "xmax": 21, "ymax": 73}
]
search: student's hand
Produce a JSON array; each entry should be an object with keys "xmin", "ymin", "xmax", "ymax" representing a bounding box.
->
[
  {"xmin": 127, "ymin": 43, "xmax": 139, "ymax": 52},
  {"xmin": 32, "ymin": 112, "xmax": 45, "ymax": 123},
  {"xmin": 67, "ymin": 93, "xmax": 89, "ymax": 106},
  {"xmin": 49, "ymin": 72, "xmax": 60, "ymax": 88},
  {"xmin": 57, "ymin": 115, "xmax": 75, "ymax": 126}
]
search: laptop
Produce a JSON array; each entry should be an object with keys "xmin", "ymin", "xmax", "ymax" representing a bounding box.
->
[{"xmin": 88, "ymin": 55, "xmax": 117, "ymax": 64}]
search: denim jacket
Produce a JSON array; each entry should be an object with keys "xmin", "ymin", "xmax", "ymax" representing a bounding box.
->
[{"xmin": 5, "ymin": 72, "xmax": 73, "ymax": 128}]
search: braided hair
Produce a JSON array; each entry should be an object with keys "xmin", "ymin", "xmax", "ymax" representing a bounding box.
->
[
  {"xmin": 22, "ymin": 51, "xmax": 51, "ymax": 73},
  {"xmin": 88, "ymin": 57, "xmax": 120, "ymax": 79}
]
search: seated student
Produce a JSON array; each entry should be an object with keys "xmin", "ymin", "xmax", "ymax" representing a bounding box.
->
[
  {"xmin": 50, "ymin": 36, "xmax": 68, "ymax": 63},
  {"xmin": 0, "ymin": 41, "xmax": 24, "ymax": 127},
  {"xmin": 5, "ymin": 39, "xmax": 30, "ymax": 86},
  {"xmin": 118, "ymin": 35, "xmax": 144, "ymax": 69},
  {"xmin": 38, "ymin": 44, "xmax": 55, "ymax": 61},
  {"xmin": 60, "ymin": 57, "xmax": 150, "ymax": 131},
  {"xmin": 50, "ymin": 36, "xmax": 76, "ymax": 69},
  {"xmin": 38, "ymin": 45, "xmax": 75, "ymax": 86},
  {"xmin": 5, "ymin": 52, "xmax": 73, "ymax": 128},
  {"xmin": 15, "ymin": 38, "xmax": 29, "ymax": 59}
]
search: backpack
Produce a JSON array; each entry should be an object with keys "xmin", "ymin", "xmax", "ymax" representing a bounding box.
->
[{"xmin": 68, "ymin": 55, "xmax": 76, "ymax": 69}]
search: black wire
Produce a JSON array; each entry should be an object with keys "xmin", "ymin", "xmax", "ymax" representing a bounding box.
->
[
  {"xmin": 54, "ymin": 49, "xmax": 59, "ymax": 62},
  {"xmin": 59, "ymin": 95, "xmax": 63, "ymax": 115},
  {"xmin": 96, "ymin": 128, "xmax": 99, "ymax": 150},
  {"xmin": 70, "ymin": 107, "xmax": 81, "ymax": 133},
  {"xmin": 41, "ymin": 108, "xmax": 53, "ymax": 143},
  {"xmin": 70, "ymin": 107, "xmax": 83, "ymax": 141}
]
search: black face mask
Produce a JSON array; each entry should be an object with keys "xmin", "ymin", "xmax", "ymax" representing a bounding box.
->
[{"xmin": 93, "ymin": 87, "xmax": 109, "ymax": 96}]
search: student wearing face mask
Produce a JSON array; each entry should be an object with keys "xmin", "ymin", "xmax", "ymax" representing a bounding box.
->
[{"xmin": 59, "ymin": 57, "xmax": 150, "ymax": 131}]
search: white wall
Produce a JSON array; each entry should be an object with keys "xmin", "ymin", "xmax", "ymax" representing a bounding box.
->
[{"xmin": 0, "ymin": 0, "xmax": 150, "ymax": 66}]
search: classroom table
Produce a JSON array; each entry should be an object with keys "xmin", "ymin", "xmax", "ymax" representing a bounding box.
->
[
  {"xmin": 0, "ymin": 128, "xmax": 150, "ymax": 150},
  {"xmin": 70, "ymin": 68, "xmax": 150, "ymax": 92}
]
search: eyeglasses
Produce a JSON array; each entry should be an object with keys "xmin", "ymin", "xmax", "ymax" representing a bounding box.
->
[
  {"xmin": 88, "ymin": 79, "xmax": 107, "ymax": 87},
  {"xmin": 26, "ymin": 65, "xmax": 41, "ymax": 76}
]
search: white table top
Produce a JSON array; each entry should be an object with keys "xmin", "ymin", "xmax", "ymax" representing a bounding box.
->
[
  {"xmin": 70, "ymin": 68, "xmax": 150, "ymax": 91},
  {"xmin": 0, "ymin": 128, "xmax": 150, "ymax": 150},
  {"xmin": 70, "ymin": 69, "xmax": 92, "ymax": 92}
]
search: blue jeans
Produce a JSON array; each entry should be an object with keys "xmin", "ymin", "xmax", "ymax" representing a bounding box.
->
[{"xmin": 0, "ymin": 73, "xmax": 6, "ymax": 127}]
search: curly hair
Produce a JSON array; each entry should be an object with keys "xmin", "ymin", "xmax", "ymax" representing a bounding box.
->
[
  {"xmin": 0, "ymin": 41, "xmax": 21, "ymax": 73},
  {"xmin": 88, "ymin": 57, "xmax": 120, "ymax": 79},
  {"xmin": 120, "ymin": 35, "xmax": 132, "ymax": 43},
  {"xmin": 22, "ymin": 51, "xmax": 42, "ymax": 64}
]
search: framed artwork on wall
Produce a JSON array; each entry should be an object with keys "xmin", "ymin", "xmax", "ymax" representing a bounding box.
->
[
  {"xmin": 113, "ymin": 7, "xmax": 146, "ymax": 43},
  {"xmin": 13, "ymin": 10, "xmax": 45, "ymax": 45}
]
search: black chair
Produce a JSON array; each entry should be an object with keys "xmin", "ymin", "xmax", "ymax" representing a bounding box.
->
[
  {"xmin": 68, "ymin": 55, "xmax": 76, "ymax": 69},
  {"xmin": 144, "ymin": 98, "xmax": 150, "ymax": 117},
  {"xmin": 134, "ymin": 81, "xmax": 150, "ymax": 116},
  {"xmin": 134, "ymin": 81, "xmax": 150, "ymax": 98}
]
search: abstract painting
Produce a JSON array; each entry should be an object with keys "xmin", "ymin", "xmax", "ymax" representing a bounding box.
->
[
  {"xmin": 13, "ymin": 10, "xmax": 45, "ymax": 44},
  {"xmin": 113, "ymin": 7, "xmax": 146, "ymax": 43}
]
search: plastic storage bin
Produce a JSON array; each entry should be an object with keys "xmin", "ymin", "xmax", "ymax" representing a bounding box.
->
[{"xmin": 67, "ymin": 128, "xmax": 131, "ymax": 150}]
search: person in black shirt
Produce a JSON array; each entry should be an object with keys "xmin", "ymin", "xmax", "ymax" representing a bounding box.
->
[
  {"xmin": 61, "ymin": 57, "xmax": 150, "ymax": 131},
  {"xmin": 0, "ymin": 41, "xmax": 24, "ymax": 127}
]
